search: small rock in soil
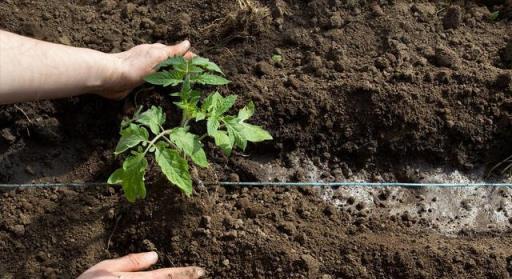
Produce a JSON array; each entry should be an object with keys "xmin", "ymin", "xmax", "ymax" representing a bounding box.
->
[
  {"xmin": 228, "ymin": 173, "xmax": 240, "ymax": 182},
  {"xmin": 254, "ymin": 61, "xmax": 273, "ymax": 76},
  {"xmin": 443, "ymin": 6, "xmax": 462, "ymax": 29},
  {"xmin": 0, "ymin": 128, "xmax": 16, "ymax": 143},
  {"xmin": 434, "ymin": 46, "xmax": 459, "ymax": 69}
]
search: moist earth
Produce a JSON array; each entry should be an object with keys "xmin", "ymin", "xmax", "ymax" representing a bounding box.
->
[{"xmin": 0, "ymin": 0, "xmax": 511, "ymax": 278}]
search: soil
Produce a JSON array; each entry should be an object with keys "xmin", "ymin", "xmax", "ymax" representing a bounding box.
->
[{"xmin": 0, "ymin": 0, "xmax": 512, "ymax": 278}]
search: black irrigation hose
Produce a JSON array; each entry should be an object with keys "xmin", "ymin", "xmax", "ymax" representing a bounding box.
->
[{"xmin": 0, "ymin": 182, "xmax": 512, "ymax": 188}]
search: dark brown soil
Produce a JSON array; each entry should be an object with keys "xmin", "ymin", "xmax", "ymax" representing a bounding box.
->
[{"xmin": 0, "ymin": 0, "xmax": 512, "ymax": 278}]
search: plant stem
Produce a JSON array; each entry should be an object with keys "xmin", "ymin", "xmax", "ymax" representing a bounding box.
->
[
  {"xmin": 180, "ymin": 61, "xmax": 191, "ymax": 127},
  {"xmin": 143, "ymin": 129, "xmax": 173, "ymax": 155}
]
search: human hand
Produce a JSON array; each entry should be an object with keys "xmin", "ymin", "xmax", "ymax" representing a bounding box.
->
[
  {"xmin": 77, "ymin": 251, "xmax": 205, "ymax": 279},
  {"xmin": 98, "ymin": 41, "xmax": 194, "ymax": 100}
]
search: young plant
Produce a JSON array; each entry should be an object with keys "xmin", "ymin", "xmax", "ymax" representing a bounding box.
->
[{"xmin": 108, "ymin": 56, "xmax": 272, "ymax": 202}]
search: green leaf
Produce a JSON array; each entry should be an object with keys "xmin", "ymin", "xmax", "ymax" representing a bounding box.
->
[
  {"xmin": 202, "ymin": 92, "xmax": 222, "ymax": 113},
  {"xmin": 226, "ymin": 123, "xmax": 247, "ymax": 150},
  {"xmin": 155, "ymin": 145, "xmax": 193, "ymax": 196},
  {"xmin": 115, "ymin": 124, "xmax": 149, "ymax": 155},
  {"xmin": 211, "ymin": 130, "xmax": 233, "ymax": 156},
  {"xmin": 188, "ymin": 65, "xmax": 204, "ymax": 74},
  {"xmin": 158, "ymin": 56, "xmax": 186, "ymax": 68},
  {"xmin": 195, "ymin": 112, "xmax": 206, "ymax": 121},
  {"xmin": 108, "ymin": 153, "xmax": 148, "ymax": 202},
  {"xmin": 489, "ymin": 11, "xmax": 500, "ymax": 21},
  {"xmin": 144, "ymin": 71, "xmax": 183, "ymax": 87},
  {"xmin": 169, "ymin": 128, "xmax": 208, "ymax": 168},
  {"xmin": 192, "ymin": 56, "xmax": 224, "ymax": 74},
  {"xmin": 222, "ymin": 116, "xmax": 272, "ymax": 150},
  {"xmin": 238, "ymin": 101, "xmax": 255, "ymax": 121},
  {"xmin": 272, "ymin": 54, "xmax": 283, "ymax": 63},
  {"xmin": 201, "ymin": 92, "xmax": 237, "ymax": 116},
  {"xmin": 224, "ymin": 118, "xmax": 247, "ymax": 151},
  {"xmin": 193, "ymin": 74, "xmax": 230, "ymax": 85},
  {"xmin": 238, "ymin": 122, "xmax": 273, "ymax": 142},
  {"xmin": 136, "ymin": 106, "xmax": 165, "ymax": 135},
  {"xmin": 207, "ymin": 117, "xmax": 220, "ymax": 136},
  {"xmin": 218, "ymin": 95, "xmax": 237, "ymax": 115},
  {"xmin": 161, "ymin": 71, "xmax": 186, "ymax": 87}
]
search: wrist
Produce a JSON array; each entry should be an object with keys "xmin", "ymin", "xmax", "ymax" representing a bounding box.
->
[{"xmin": 88, "ymin": 52, "xmax": 124, "ymax": 95}]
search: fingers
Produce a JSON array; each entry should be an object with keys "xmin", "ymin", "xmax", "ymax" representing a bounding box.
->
[
  {"xmin": 168, "ymin": 40, "xmax": 191, "ymax": 57},
  {"xmin": 184, "ymin": 51, "xmax": 196, "ymax": 59},
  {"xmin": 91, "ymin": 252, "xmax": 159, "ymax": 272},
  {"xmin": 120, "ymin": 266, "xmax": 206, "ymax": 279}
]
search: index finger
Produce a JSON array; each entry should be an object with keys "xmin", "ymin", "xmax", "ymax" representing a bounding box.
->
[
  {"xmin": 168, "ymin": 40, "xmax": 191, "ymax": 57},
  {"xmin": 121, "ymin": 266, "xmax": 206, "ymax": 279}
]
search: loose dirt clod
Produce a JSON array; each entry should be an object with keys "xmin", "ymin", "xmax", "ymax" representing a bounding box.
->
[
  {"xmin": 434, "ymin": 45, "xmax": 460, "ymax": 68},
  {"xmin": 443, "ymin": 6, "xmax": 462, "ymax": 29},
  {"xmin": 203, "ymin": 0, "xmax": 271, "ymax": 39}
]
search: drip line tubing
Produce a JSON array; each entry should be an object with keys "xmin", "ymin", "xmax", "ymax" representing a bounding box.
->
[{"xmin": 0, "ymin": 181, "xmax": 511, "ymax": 188}]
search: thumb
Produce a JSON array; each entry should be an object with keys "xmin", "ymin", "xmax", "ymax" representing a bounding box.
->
[
  {"xmin": 168, "ymin": 40, "xmax": 191, "ymax": 57},
  {"xmin": 91, "ymin": 252, "xmax": 159, "ymax": 272}
]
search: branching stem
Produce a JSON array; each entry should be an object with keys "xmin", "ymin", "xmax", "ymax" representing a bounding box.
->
[{"xmin": 143, "ymin": 129, "xmax": 173, "ymax": 155}]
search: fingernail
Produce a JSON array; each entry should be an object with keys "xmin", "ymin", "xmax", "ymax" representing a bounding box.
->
[
  {"xmin": 143, "ymin": 251, "xmax": 159, "ymax": 263},
  {"xmin": 195, "ymin": 267, "xmax": 206, "ymax": 277},
  {"xmin": 179, "ymin": 40, "xmax": 191, "ymax": 49}
]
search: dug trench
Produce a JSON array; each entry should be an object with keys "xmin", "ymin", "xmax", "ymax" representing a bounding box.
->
[{"xmin": 0, "ymin": 0, "xmax": 512, "ymax": 278}]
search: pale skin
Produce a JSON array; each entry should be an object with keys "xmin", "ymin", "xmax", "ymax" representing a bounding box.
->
[
  {"xmin": 0, "ymin": 30, "xmax": 194, "ymax": 103},
  {"xmin": 0, "ymin": 31, "xmax": 204, "ymax": 278},
  {"xmin": 78, "ymin": 252, "xmax": 205, "ymax": 279}
]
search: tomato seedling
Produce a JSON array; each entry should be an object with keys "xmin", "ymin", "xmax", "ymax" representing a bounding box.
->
[{"xmin": 108, "ymin": 56, "xmax": 272, "ymax": 202}]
